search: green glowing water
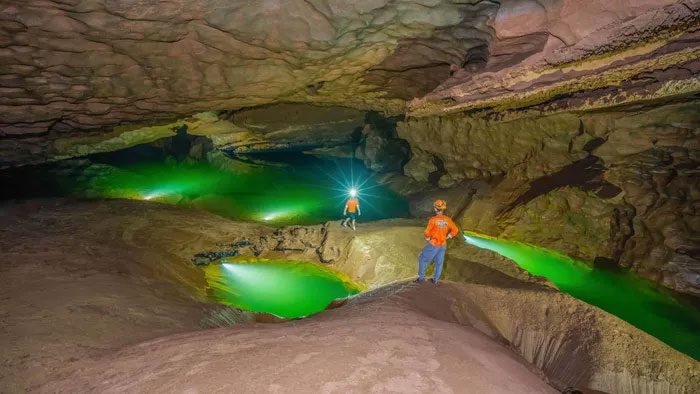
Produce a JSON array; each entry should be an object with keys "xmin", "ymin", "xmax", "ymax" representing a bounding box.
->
[
  {"xmin": 1, "ymin": 151, "xmax": 409, "ymax": 225},
  {"xmin": 204, "ymin": 259, "xmax": 361, "ymax": 318},
  {"xmin": 462, "ymin": 231, "xmax": 700, "ymax": 360}
]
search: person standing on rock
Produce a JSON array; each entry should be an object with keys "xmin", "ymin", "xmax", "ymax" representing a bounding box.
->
[
  {"xmin": 415, "ymin": 199, "xmax": 458, "ymax": 284},
  {"xmin": 341, "ymin": 188, "xmax": 361, "ymax": 230}
]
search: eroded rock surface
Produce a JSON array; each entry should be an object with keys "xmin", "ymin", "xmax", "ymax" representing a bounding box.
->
[
  {"xmin": 399, "ymin": 101, "xmax": 700, "ymax": 295},
  {"xmin": 409, "ymin": 0, "xmax": 700, "ymax": 117},
  {"xmin": 0, "ymin": 0, "xmax": 501, "ymax": 166},
  {"xmin": 3, "ymin": 1, "xmax": 697, "ymax": 168},
  {"xmin": 0, "ymin": 198, "xmax": 275, "ymax": 391},
  {"xmin": 1, "ymin": 199, "xmax": 697, "ymax": 393},
  {"xmin": 40, "ymin": 283, "xmax": 560, "ymax": 394}
]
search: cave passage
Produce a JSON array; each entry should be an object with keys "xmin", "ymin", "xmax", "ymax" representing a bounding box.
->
[
  {"xmin": 462, "ymin": 231, "xmax": 700, "ymax": 360},
  {"xmin": 0, "ymin": 150, "xmax": 409, "ymax": 225},
  {"xmin": 204, "ymin": 259, "xmax": 362, "ymax": 318}
]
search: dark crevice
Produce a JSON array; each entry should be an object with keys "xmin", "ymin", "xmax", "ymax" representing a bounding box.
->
[
  {"xmin": 502, "ymin": 155, "xmax": 622, "ymax": 214},
  {"xmin": 582, "ymin": 137, "xmax": 606, "ymax": 152},
  {"xmin": 427, "ymin": 155, "xmax": 447, "ymax": 186}
]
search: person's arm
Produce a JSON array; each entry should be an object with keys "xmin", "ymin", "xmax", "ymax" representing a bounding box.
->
[
  {"xmin": 343, "ymin": 201, "xmax": 348, "ymax": 216},
  {"xmin": 447, "ymin": 219, "xmax": 459, "ymax": 239},
  {"xmin": 424, "ymin": 218, "xmax": 435, "ymax": 241},
  {"xmin": 357, "ymin": 203, "xmax": 361, "ymax": 216}
]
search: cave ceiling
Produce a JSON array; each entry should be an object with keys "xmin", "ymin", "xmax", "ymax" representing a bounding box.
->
[{"xmin": 0, "ymin": 0, "xmax": 699, "ymax": 166}]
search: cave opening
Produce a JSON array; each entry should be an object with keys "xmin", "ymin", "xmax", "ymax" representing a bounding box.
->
[{"xmin": 0, "ymin": 133, "xmax": 410, "ymax": 226}]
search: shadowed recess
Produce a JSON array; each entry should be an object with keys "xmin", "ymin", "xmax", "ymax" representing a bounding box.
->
[{"xmin": 0, "ymin": 152, "xmax": 410, "ymax": 225}]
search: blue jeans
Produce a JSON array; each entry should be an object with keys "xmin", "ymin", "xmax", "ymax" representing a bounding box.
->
[{"xmin": 418, "ymin": 243, "xmax": 446, "ymax": 282}]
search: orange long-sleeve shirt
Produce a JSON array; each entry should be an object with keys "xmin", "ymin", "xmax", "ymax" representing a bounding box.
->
[
  {"xmin": 424, "ymin": 214, "xmax": 458, "ymax": 246},
  {"xmin": 345, "ymin": 198, "xmax": 359, "ymax": 213}
]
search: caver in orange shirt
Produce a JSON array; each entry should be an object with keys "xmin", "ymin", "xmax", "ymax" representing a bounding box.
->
[
  {"xmin": 424, "ymin": 214, "xmax": 458, "ymax": 246},
  {"xmin": 345, "ymin": 198, "xmax": 359, "ymax": 213}
]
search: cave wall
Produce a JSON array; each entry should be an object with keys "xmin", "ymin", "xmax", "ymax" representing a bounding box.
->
[
  {"xmin": 398, "ymin": 101, "xmax": 700, "ymax": 295},
  {"xmin": 3, "ymin": 0, "xmax": 697, "ymax": 168},
  {"xmin": 1, "ymin": 0, "xmax": 698, "ymax": 293},
  {"xmin": 409, "ymin": 0, "xmax": 700, "ymax": 117},
  {"xmin": 0, "ymin": 0, "xmax": 500, "ymax": 166}
]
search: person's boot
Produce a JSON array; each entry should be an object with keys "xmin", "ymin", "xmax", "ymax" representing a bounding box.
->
[
  {"xmin": 341, "ymin": 220, "xmax": 347, "ymax": 228},
  {"xmin": 414, "ymin": 277, "xmax": 425, "ymax": 283},
  {"xmin": 429, "ymin": 278, "xmax": 438, "ymax": 285},
  {"xmin": 351, "ymin": 222, "xmax": 356, "ymax": 231}
]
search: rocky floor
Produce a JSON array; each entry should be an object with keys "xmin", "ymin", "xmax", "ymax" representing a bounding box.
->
[
  {"xmin": 0, "ymin": 198, "xmax": 272, "ymax": 391},
  {"xmin": 1, "ymin": 199, "xmax": 698, "ymax": 393},
  {"xmin": 39, "ymin": 282, "xmax": 557, "ymax": 393}
]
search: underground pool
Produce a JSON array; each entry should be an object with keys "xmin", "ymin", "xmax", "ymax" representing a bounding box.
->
[
  {"xmin": 204, "ymin": 259, "xmax": 362, "ymax": 318},
  {"xmin": 0, "ymin": 149, "xmax": 409, "ymax": 225},
  {"xmin": 462, "ymin": 231, "xmax": 700, "ymax": 361}
]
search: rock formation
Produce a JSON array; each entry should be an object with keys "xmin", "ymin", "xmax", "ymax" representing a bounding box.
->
[
  {"xmin": 409, "ymin": 0, "xmax": 699, "ymax": 117},
  {"xmin": 2, "ymin": 1, "xmax": 699, "ymax": 392},
  {"xmin": 0, "ymin": 0, "xmax": 501, "ymax": 166},
  {"xmin": 2, "ymin": 200, "xmax": 697, "ymax": 392},
  {"xmin": 4, "ymin": 0, "xmax": 696, "ymax": 165},
  {"xmin": 398, "ymin": 101, "xmax": 699, "ymax": 295}
]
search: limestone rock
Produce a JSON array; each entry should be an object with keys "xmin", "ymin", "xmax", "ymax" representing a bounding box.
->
[
  {"xmin": 406, "ymin": 181, "xmax": 487, "ymax": 219},
  {"xmin": 402, "ymin": 148, "xmax": 439, "ymax": 183},
  {"xmin": 397, "ymin": 112, "xmax": 590, "ymax": 187},
  {"xmin": 423, "ymin": 101, "xmax": 700, "ymax": 295},
  {"xmin": 0, "ymin": 0, "xmax": 499, "ymax": 166},
  {"xmin": 223, "ymin": 103, "xmax": 365, "ymax": 153},
  {"xmin": 355, "ymin": 117, "xmax": 410, "ymax": 173},
  {"xmin": 498, "ymin": 187, "xmax": 629, "ymax": 263},
  {"xmin": 409, "ymin": 0, "xmax": 700, "ymax": 117}
]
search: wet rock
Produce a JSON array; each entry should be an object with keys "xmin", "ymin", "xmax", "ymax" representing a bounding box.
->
[{"xmin": 191, "ymin": 241, "xmax": 252, "ymax": 266}]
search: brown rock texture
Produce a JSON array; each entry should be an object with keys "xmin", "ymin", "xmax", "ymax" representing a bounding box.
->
[
  {"xmin": 40, "ymin": 283, "xmax": 560, "ymax": 394},
  {"xmin": 408, "ymin": 0, "xmax": 700, "ymax": 117},
  {"xmin": 0, "ymin": 0, "xmax": 499, "ymax": 166},
  {"xmin": 398, "ymin": 101, "xmax": 700, "ymax": 295},
  {"xmin": 1, "ymin": 199, "xmax": 698, "ymax": 393},
  {"xmin": 3, "ymin": 1, "xmax": 697, "ymax": 168},
  {"xmin": 0, "ymin": 198, "xmax": 276, "ymax": 391}
]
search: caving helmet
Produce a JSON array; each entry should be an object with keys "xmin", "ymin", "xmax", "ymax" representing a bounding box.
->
[{"xmin": 434, "ymin": 199, "xmax": 447, "ymax": 211}]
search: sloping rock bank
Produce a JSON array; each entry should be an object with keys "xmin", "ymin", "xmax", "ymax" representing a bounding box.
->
[
  {"xmin": 40, "ymin": 282, "xmax": 559, "ymax": 394},
  {"xmin": 1, "ymin": 199, "xmax": 698, "ymax": 393},
  {"xmin": 0, "ymin": 198, "xmax": 273, "ymax": 391},
  {"xmin": 37, "ymin": 280, "xmax": 700, "ymax": 394}
]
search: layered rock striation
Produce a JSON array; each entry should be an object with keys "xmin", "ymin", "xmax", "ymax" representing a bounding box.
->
[
  {"xmin": 0, "ymin": 0, "xmax": 498, "ymax": 166},
  {"xmin": 409, "ymin": 0, "xmax": 700, "ymax": 117},
  {"xmin": 399, "ymin": 100, "xmax": 699, "ymax": 295}
]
